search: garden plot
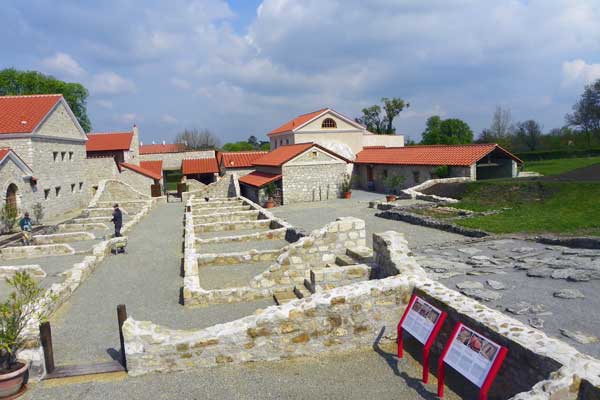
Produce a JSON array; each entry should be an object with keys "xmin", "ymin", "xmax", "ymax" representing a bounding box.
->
[{"xmin": 414, "ymin": 238, "xmax": 600, "ymax": 358}]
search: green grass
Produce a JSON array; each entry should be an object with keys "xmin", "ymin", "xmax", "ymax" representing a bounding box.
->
[
  {"xmin": 453, "ymin": 181, "xmax": 600, "ymax": 236},
  {"xmin": 524, "ymin": 156, "xmax": 600, "ymax": 176}
]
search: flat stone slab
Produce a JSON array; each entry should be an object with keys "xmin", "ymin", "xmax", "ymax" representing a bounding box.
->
[
  {"xmin": 486, "ymin": 279, "xmax": 505, "ymax": 290},
  {"xmin": 560, "ymin": 329, "xmax": 599, "ymax": 344},
  {"xmin": 553, "ymin": 288, "xmax": 585, "ymax": 299},
  {"xmin": 456, "ymin": 280, "xmax": 483, "ymax": 290},
  {"xmin": 0, "ymin": 264, "xmax": 46, "ymax": 279},
  {"xmin": 460, "ymin": 288, "xmax": 502, "ymax": 302}
]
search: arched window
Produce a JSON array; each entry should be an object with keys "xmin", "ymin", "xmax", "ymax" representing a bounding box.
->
[
  {"xmin": 321, "ymin": 118, "xmax": 337, "ymax": 129},
  {"xmin": 6, "ymin": 183, "xmax": 18, "ymax": 210}
]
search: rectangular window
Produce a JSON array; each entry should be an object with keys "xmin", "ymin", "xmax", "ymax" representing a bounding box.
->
[
  {"xmin": 412, "ymin": 171, "xmax": 420, "ymax": 184},
  {"xmin": 53, "ymin": 152, "xmax": 58, "ymax": 162},
  {"xmin": 79, "ymin": 182, "xmax": 84, "ymax": 191},
  {"xmin": 44, "ymin": 189, "xmax": 50, "ymax": 200},
  {"xmin": 383, "ymin": 170, "xmax": 388, "ymax": 178},
  {"xmin": 69, "ymin": 151, "xmax": 73, "ymax": 161},
  {"xmin": 71, "ymin": 183, "xmax": 76, "ymax": 193},
  {"xmin": 55, "ymin": 186, "xmax": 61, "ymax": 197},
  {"xmin": 61, "ymin": 151, "xmax": 66, "ymax": 161}
]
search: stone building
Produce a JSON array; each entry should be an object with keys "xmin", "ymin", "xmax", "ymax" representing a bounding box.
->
[
  {"xmin": 86, "ymin": 127, "xmax": 140, "ymax": 163},
  {"xmin": 139, "ymin": 143, "xmax": 214, "ymax": 171},
  {"xmin": 239, "ymin": 143, "xmax": 349, "ymax": 205},
  {"xmin": 268, "ymin": 108, "xmax": 404, "ymax": 157},
  {"xmin": 217, "ymin": 151, "xmax": 267, "ymax": 177},
  {"xmin": 0, "ymin": 94, "xmax": 92, "ymax": 220},
  {"xmin": 353, "ymin": 144, "xmax": 522, "ymax": 192},
  {"xmin": 181, "ymin": 158, "xmax": 220, "ymax": 184}
]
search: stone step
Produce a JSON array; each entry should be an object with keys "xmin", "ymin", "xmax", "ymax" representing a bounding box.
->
[
  {"xmin": 272, "ymin": 289, "xmax": 297, "ymax": 305},
  {"xmin": 335, "ymin": 254, "xmax": 356, "ymax": 266},
  {"xmin": 346, "ymin": 246, "xmax": 374, "ymax": 263}
]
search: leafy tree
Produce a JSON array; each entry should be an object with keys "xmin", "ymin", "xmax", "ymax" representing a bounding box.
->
[
  {"xmin": 175, "ymin": 128, "xmax": 220, "ymax": 150},
  {"xmin": 355, "ymin": 97, "xmax": 409, "ymax": 134},
  {"xmin": 259, "ymin": 142, "xmax": 270, "ymax": 151},
  {"xmin": 247, "ymin": 135, "xmax": 259, "ymax": 149},
  {"xmin": 0, "ymin": 68, "xmax": 91, "ymax": 132},
  {"xmin": 421, "ymin": 116, "xmax": 473, "ymax": 145},
  {"xmin": 516, "ymin": 120, "xmax": 543, "ymax": 151},
  {"xmin": 566, "ymin": 79, "xmax": 600, "ymax": 146},
  {"xmin": 221, "ymin": 141, "xmax": 254, "ymax": 151}
]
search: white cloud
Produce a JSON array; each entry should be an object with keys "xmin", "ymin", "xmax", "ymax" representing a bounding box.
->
[
  {"xmin": 116, "ymin": 113, "xmax": 139, "ymax": 124},
  {"xmin": 171, "ymin": 77, "xmax": 192, "ymax": 90},
  {"xmin": 40, "ymin": 52, "xmax": 85, "ymax": 77},
  {"xmin": 91, "ymin": 72, "xmax": 136, "ymax": 95},
  {"xmin": 160, "ymin": 114, "xmax": 178, "ymax": 124},
  {"xmin": 562, "ymin": 59, "xmax": 600, "ymax": 87},
  {"xmin": 95, "ymin": 100, "xmax": 113, "ymax": 109}
]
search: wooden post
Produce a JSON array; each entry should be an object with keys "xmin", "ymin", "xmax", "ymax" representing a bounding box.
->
[
  {"xmin": 39, "ymin": 321, "xmax": 55, "ymax": 374},
  {"xmin": 117, "ymin": 304, "xmax": 127, "ymax": 370}
]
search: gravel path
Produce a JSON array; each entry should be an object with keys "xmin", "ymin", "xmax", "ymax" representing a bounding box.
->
[
  {"xmin": 49, "ymin": 202, "xmax": 272, "ymax": 365},
  {"xmin": 198, "ymin": 261, "xmax": 273, "ymax": 289},
  {"xmin": 271, "ymin": 192, "xmax": 464, "ymax": 247},
  {"xmin": 23, "ymin": 342, "xmax": 460, "ymax": 400}
]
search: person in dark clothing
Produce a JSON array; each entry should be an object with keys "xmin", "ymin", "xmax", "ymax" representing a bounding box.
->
[{"xmin": 111, "ymin": 204, "xmax": 123, "ymax": 237}]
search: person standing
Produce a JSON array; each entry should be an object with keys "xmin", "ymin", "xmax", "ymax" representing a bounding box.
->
[
  {"xmin": 19, "ymin": 212, "xmax": 33, "ymax": 245},
  {"xmin": 111, "ymin": 204, "xmax": 123, "ymax": 237}
]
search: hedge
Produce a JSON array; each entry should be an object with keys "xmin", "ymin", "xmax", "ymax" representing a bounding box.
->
[{"xmin": 515, "ymin": 148, "xmax": 600, "ymax": 161}]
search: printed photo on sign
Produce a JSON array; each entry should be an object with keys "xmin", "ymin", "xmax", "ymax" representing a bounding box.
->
[
  {"xmin": 443, "ymin": 324, "xmax": 501, "ymax": 387},
  {"xmin": 401, "ymin": 297, "xmax": 443, "ymax": 345}
]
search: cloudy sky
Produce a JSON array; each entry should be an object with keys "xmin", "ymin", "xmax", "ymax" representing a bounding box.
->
[{"xmin": 3, "ymin": 0, "xmax": 600, "ymax": 144}]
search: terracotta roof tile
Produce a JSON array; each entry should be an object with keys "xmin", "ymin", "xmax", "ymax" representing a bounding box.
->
[
  {"xmin": 86, "ymin": 132, "xmax": 133, "ymax": 152},
  {"xmin": 252, "ymin": 143, "xmax": 349, "ymax": 167},
  {"xmin": 140, "ymin": 160, "xmax": 163, "ymax": 177},
  {"xmin": 0, "ymin": 148, "xmax": 10, "ymax": 161},
  {"xmin": 139, "ymin": 143, "xmax": 187, "ymax": 154},
  {"xmin": 355, "ymin": 144, "xmax": 522, "ymax": 166},
  {"xmin": 0, "ymin": 94, "xmax": 62, "ymax": 134},
  {"xmin": 238, "ymin": 171, "xmax": 282, "ymax": 188},
  {"xmin": 181, "ymin": 158, "xmax": 220, "ymax": 174},
  {"xmin": 268, "ymin": 109, "xmax": 328, "ymax": 136},
  {"xmin": 219, "ymin": 151, "xmax": 268, "ymax": 169},
  {"xmin": 120, "ymin": 162, "xmax": 162, "ymax": 180}
]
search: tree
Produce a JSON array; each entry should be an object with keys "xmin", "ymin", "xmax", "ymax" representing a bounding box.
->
[
  {"xmin": 247, "ymin": 135, "xmax": 259, "ymax": 149},
  {"xmin": 175, "ymin": 128, "xmax": 220, "ymax": 150},
  {"xmin": 516, "ymin": 120, "xmax": 543, "ymax": 151},
  {"xmin": 221, "ymin": 141, "xmax": 254, "ymax": 151},
  {"xmin": 355, "ymin": 97, "xmax": 409, "ymax": 134},
  {"xmin": 478, "ymin": 106, "xmax": 514, "ymax": 148},
  {"xmin": 259, "ymin": 142, "xmax": 270, "ymax": 151},
  {"xmin": 0, "ymin": 68, "xmax": 91, "ymax": 132},
  {"xmin": 566, "ymin": 79, "xmax": 600, "ymax": 147},
  {"xmin": 421, "ymin": 116, "xmax": 473, "ymax": 145},
  {"xmin": 420, "ymin": 116, "xmax": 443, "ymax": 144}
]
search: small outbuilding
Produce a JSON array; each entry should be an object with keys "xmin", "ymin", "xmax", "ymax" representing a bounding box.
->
[{"xmin": 181, "ymin": 158, "xmax": 220, "ymax": 184}]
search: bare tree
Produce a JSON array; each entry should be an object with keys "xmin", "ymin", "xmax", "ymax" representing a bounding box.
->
[
  {"xmin": 490, "ymin": 106, "xmax": 513, "ymax": 138},
  {"xmin": 175, "ymin": 128, "xmax": 221, "ymax": 150},
  {"xmin": 516, "ymin": 120, "xmax": 543, "ymax": 151}
]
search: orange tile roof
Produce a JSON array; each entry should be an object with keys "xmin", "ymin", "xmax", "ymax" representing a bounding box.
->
[
  {"xmin": 0, "ymin": 94, "xmax": 62, "ymax": 134},
  {"xmin": 120, "ymin": 162, "xmax": 162, "ymax": 180},
  {"xmin": 268, "ymin": 108, "xmax": 328, "ymax": 136},
  {"xmin": 218, "ymin": 151, "xmax": 268, "ymax": 169},
  {"xmin": 139, "ymin": 143, "xmax": 187, "ymax": 154},
  {"xmin": 140, "ymin": 160, "xmax": 163, "ymax": 177},
  {"xmin": 0, "ymin": 148, "xmax": 10, "ymax": 161},
  {"xmin": 238, "ymin": 171, "xmax": 282, "ymax": 188},
  {"xmin": 181, "ymin": 158, "xmax": 220, "ymax": 175},
  {"xmin": 252, "ymin": 143, "xmax": 349, "ymax": 167},
  {"xmin": 86, "ymin": 132, "xmax": 133, "ymax": 152},
  {"xmin": 355, "ymin": 144, "xmax": 522, "ymax": 166}
]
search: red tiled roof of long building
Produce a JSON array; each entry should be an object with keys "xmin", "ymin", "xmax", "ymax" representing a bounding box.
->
[
  {"xmin": 238, "ymin": 171, "xmax": 282, "ymax": 188},
  {"xmin": 139, "ymin": 143, "xmax": 187, "ymax": 154},
  {"xmin": 219, "ymin": 151, "xmax": 268, "ymax": 168},
  {"xmin": 86, "ymin": 132, "xmax": 133, "ymax": 151},
  {"xmin": 355, "ymin": 144, "xmax": 522, "ymax": 166},
  {"xmin": 0, "ymin": 94, "xmax": 62, "ymax": 134},
  {"xmin": 268, "ymin": 109, "xmax": 328, "ymax": 136},
  {"xmin": 120, "ymin": 162, "xmax": 162, "ymax": 180},
  {"xmin": 252, "ymin": 143, "xmax": 349, "ymax": 167},
  {"xmin": 139, "ymin": 160, "xmax": 163, "ymax": 177},
  {"xmin": 181, "ymin": 158, "xmax": 220, "ymax": 174}
]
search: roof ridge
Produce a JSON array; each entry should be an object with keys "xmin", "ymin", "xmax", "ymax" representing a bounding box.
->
[
  {"xmin": 0, "ymin": 94, "xmax": 63, "ymax": 98},
  {"xmin": 88, "ymin": 131, "xmax": 133, "ymax": 135}
]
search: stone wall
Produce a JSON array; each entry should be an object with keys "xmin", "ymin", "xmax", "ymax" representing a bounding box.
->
[
  {"xmin": 182, "ymin": 174, "xmax": 237, "ymax": 200},
  {"xmin": 118, "ymin": 168, "xmax": 156, "ymax": 196},
  {"xmin": 90, "ymin": 179, "xmax": 150, "ymax": 206},
  {"xmin": 85, "ymin": 157, "xmax": 120, "ymax": 189},
  {"xmin": 0, "ymin": 155, "xmax": 35, "ymax": 222},
  {"xmin": 140, "ymin": 150, "xmax": 215, "ymax": 170},
  {"xmin": 282, "ymin": 163, "xmax": 347, "ymax": 204}
]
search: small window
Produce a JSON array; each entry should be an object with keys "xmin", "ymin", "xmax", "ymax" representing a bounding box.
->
[
  {"xmin": 309, "ymin": 150, "xmax": 318, "ymax": 159},
  {"xmin": 53, "ymin": 152, "xmax": 58, "ymax": 162},
  {"xmin": 61, "ymin": 152, "xmax": 66, "ymax": 161},
  {"xmin": 79, "ymin": 182, "xmax": 84, "ymax": 191},
  {"xmin": 383, "ymin": 170, "xmax": 388, "ymax": 178},
  {"xmin": 286, "ymin": 139, "xmax": 289, "ymax": 144},
  {"xmin": 44, "ymin": 189, "xmax": 50, "ymax": 200},
  {"xmin": 71, "ymin": 183, "xmax": 76, "ymax": 193},
  {"xmin": 412, "ymin": 171, "xmax": 420, "ymax": 184},
  {"xmin": 55, "ymin": 186, "xmax": 61, "ymax": 197},
  {"xmin": 69, "ymin": 151, "xmax": 73, "ymax": 161},
  {"xmin": 322, "ymin": 118, "xmax": 337, "ymax": 128}
]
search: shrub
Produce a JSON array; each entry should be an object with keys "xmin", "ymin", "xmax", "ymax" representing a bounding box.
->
[
  {"xmin": 339, "ymin": 173, "xmax": 352, "ymax": 194},
  {"xmin": 32, "ymin": 202, "xmax": 44, "ymax": 225},
  {"xmin": 383, "ymin": 175, "xmax": 405, "ymax": 194},
  {"xmin": 433, "ymin": 165, "xmax": 449, "ymax": 178},
  {"xmin": 0, "ymin": 204, "xmax": 18, "ymax": 234}
]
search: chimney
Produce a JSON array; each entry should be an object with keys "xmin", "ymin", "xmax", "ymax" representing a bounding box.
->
[{"xmin": 130, "ymin": 124, "xmax": 140, "ymax": 161}]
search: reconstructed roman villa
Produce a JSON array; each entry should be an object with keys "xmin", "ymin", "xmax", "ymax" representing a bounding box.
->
[{"xmin": 0, "ymin": 96, "xmax": 599, "ymax": 399}]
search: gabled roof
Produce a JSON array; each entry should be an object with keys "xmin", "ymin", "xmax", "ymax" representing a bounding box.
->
[
  {"xmin": 140, "ymin": 160, "xmax": 163, "ymax": 177},
  {"xmin": 252, "ymin": 143, "xmax": 350, "ymax": 167},
  {"xmin": 181, "ymin": 158, "xmax": 220, "ymax": 175},
  {"xmin": 354, "ymin": 144, "xmax": 523, "ymax": 166},
  {"xmin": 238, "ymin": 171, "xmax": 282, "ymax": 188},
  {"xmin": 120, "ymin": 162, "xmax": 162, "ymax": 180},
  {"xmin": 0, "ymin": 94, "xmax": 63, "ymax": 135},
  {"xmin": 0, "ymin": 147, "xmax": 35, "ymax": 176},
  {"xmin": 139, "ymin": 143, "xmax": 187, "ymax": 155},
  {"xmin": 86, "ymin": 131, "xmax": 133, "ymax": 152},
  {"xmin": 218, "ymin": 151, "xmax": 268, "ymax": 169},
  {"xmin": 268, "ymin": 108, "xmax": 366, "ymax": 137}
]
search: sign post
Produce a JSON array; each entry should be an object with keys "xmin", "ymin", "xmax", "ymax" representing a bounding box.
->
[
  {"xmin": 397, "ymin": 294, "xmax": 447, "ymax": 383},
  {"xmin": 437, "ymin": 323, "xmax": 508, "ymax": 400}
]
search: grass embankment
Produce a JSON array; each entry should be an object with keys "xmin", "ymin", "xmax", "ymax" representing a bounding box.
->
[
  {"xmin": 524, "ymin": 156, "xmax": 600, "ymax": 176},
  {"xmin": 453, "ymin": 180, "xmax": 600, "ymax": 236}
]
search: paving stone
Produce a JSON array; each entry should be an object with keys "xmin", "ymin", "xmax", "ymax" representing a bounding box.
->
[
  {"xmin": 506, "ymin": 301, "xmax": 532, "ymax": 315},
  {"xmin": 529, "ymin": 304, "xmax": 547, "ymax": 314},
  {"xmin": 553, "ymin": 288, "xmax": 585, "ymax": 299},
  {"xmin": 457, "ymin": 247, "xmax": 481, "ymax": 255},
  {"xmin": 460, "ymin": 288, "xmax": 502, "ymax": 302},
  {"xmin": 551, "ymin": 269, "xmax": 576, "ymax": 279},
  {"xmin": 471, "ymin": 255, "xmax": 491, "ymax": 261},
  {"xmin": 526, "ymin": 268, "xmax": 554, "ymax": 278},
  {"xmin": 513, "ymin": 246, "xmax": 537, "ymax": 253},
  {"xmin": 567, "ymin": 271, "xmax": 591, "ymax": 282},
  {"xmin": 455, "ymin": 280, "xmax": 484, "ymax": 290},
  {"xmin": 529, "ymin": 317, "xmax": 544, "ymax": 329},
  {"xmin": 486, "ymin": 279, "xmax": 505, "ymax": 290},
  {"xmin": 560, "ymin": 329, "xmax": 599, "ymax": 344}
]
